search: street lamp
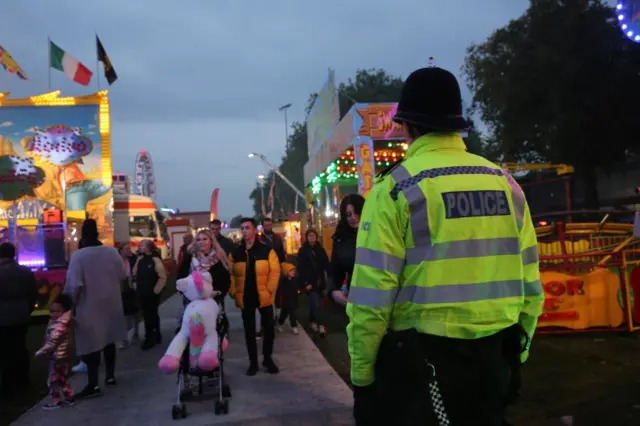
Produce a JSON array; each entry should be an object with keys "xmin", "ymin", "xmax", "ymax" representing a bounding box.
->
[
  {"xmin": 248, "ymin": 152, "xmax": 307, "ymax": 210},
  {"xmin": 257, "ymin": 175, "xmax": 266, "ymax": 216},
  {"xmin": 278, "ymin": 103, "xmax": 292, "ymax": 147}
]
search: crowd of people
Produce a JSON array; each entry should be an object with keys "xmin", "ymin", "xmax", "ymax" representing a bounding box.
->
[
  {"xmin": 0, "ymin": 197, "xmax": 364, "ymax": 411},
  {"xmin": 0, "ymin": 67, "xmax": 543, "ymax": 426}
]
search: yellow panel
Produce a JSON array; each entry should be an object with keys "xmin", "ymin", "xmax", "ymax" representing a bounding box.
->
[
  {"xmin": 66, "ymin": 210, "xmax": 87, "ymax": 220},
  {"xmin": 16, "ymin": 218, "xmax": 38, "ymax": 226}
]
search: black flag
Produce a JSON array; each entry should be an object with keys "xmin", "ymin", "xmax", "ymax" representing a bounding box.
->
[{"xmin": 96, "ymin": 36, "xmax": 118, "ymax": 85}]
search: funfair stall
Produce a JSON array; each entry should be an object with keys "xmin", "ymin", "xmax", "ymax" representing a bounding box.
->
[{"xmin": 303, "ymin": 102, "xmax": 407, "ymax": 253}]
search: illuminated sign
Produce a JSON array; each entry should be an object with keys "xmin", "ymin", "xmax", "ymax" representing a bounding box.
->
[
  {"xmin": 354, "ymin": 137, "xmax": 375, "ymax": 198},
  {"xmin": 356, "ymin": 104, "xmax": 403, "ymax": 140}
]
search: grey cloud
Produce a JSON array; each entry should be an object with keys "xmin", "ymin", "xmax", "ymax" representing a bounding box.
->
[{"xmin": 0, "ymin": 0, "xmax": 529, "ymax": 216}]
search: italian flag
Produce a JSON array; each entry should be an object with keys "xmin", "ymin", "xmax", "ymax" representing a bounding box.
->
[{"xmin": 49, "ymin": 40, "xmax": 92, "ymax": 86}]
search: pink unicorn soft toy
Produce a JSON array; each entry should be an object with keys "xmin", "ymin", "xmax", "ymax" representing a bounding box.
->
[{"xmin": 158, "ymin": 270, "xmax": 228, "ymax": 374}]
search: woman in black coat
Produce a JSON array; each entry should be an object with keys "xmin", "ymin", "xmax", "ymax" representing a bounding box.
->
[
  {"xmin": 296, "ymin": 228, "xmax": 330, "ymax": 335},
  {"xmin": 329, "ymin": 193, "xmax": 365, "ymax": 305}
]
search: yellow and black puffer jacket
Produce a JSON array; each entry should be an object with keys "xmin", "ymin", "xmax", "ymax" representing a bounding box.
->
[{"xmin": 228, "ymin": 242, "xmax": 281, "ymax": 309}]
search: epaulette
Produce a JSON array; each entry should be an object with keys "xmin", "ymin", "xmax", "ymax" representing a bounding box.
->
[{"xmin": 375, "ymin": 160, "xmax": 404, "ymax": 183}]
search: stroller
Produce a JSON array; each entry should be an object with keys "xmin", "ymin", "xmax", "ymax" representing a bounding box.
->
[{"xmin": 171, "ymin": 296, "xmax": 232, "ymax": 420}]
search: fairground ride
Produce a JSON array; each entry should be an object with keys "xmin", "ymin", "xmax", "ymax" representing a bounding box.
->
[
  {"xmin": 134, "ymin": 150, "xmax": 156, "ymax": 200},
  {"xmin": 512, "ymin": 163, "xmax": 640, "ymax": 334}
]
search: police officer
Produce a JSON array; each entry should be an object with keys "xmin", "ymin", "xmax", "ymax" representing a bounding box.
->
[{"xmin": 346, "ymin": 67, "xmax": 545, "ymax": 426}]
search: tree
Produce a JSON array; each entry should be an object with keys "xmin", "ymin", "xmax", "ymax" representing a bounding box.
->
[
  {"xmin": 463, "ymin": 0, "xmax": 640, "ymax": 207},
  {"xmin": 229, "ymin": 214, "xmax": 244, "ymax": 228},
  {"xmin": 337, "ymin": 69, "xmax": 404, "ymax": 117}
]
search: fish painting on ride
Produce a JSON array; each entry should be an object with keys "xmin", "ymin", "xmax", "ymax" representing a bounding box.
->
[
  {"xmin": 0, "ymin": 155, "xmax": 46, "ymax": 201},
  {"xmin": 23, "ymin": 125, "xmax": 93, "ymax": 167}
]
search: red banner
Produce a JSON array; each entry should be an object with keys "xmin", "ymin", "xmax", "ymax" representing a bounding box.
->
[{"xmin": 210, "ymin": 188, "xmax": 219, "ymax": 220}]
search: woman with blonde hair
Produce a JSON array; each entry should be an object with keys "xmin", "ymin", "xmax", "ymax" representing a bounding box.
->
[
  {"xmin": 177, "ymin": 229, "xmax": 230, "ymax": 305},
  {"xmin": 133, "ymin": 240, "xmax": 167, "ymax": 351}
]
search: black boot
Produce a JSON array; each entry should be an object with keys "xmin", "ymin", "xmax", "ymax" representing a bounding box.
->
[
  {"xmin": 262, "ymin": 357, "xmax": 279, "ymax": 374},
  {"xmin": 246, "ymin": 362, "xmax": 259, "ymax": 376},
  {"xmin": 141, "ymin": 339, "xmax": 155, "ymax": 351}
]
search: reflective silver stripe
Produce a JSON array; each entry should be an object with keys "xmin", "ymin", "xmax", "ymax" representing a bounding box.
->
[
  {"xmin": 349, "ymin": 279, "xmax": 527, "ymax": 308},
  {"xmin": 348, "ymin": 286, "xmax": 397, "ymax": 308},
  {"xmin": 512, "ymin": 191, "xmax": 525, "ymax": 231},
  {"xmin": 392, "ymin": 165, "xmax": 433, "ymax": 247},
  {"xmin": 524, "ymin": 279, "xmax": 543, "ymax": 297},
  {"xmin": 390, "ymin": 164, "xmax": 411, "ymax": 182},
  {"xmin": 521, "ymin": 245, "xmax": 539, "ymax": 266},
  {"xmin": 355, "ymin": 247, "xmax": 405, "ymax": 276},
  {"xmin": 405, "ymin": 237, "xmax": 520, "ymax": 264}
]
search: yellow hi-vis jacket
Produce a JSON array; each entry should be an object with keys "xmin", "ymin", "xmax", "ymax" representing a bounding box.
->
[{"xmin": 346, "ymin": 133, "xmax": 544, "ymax": 387}]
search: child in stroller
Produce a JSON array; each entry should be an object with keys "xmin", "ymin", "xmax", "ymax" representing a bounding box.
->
[
  {"xmin": 171, "ymin": 291, "xmax": 231, "ymax": 419},
  {"xmin": 164, "ymin": 234, "xmax": 233, "ymax": 420}
]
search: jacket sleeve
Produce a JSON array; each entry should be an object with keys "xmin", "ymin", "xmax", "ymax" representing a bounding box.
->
[
  {"xmin": 228, "ymin": 253, "xmax": 236, "ymax": 298},
  {"xmin": 26, "ymin": 270, "xmax": 37, "ymax": 314},
  {"xmin": 177, "ymin": 248, "xmax": 184, "ymax": 272},
  {"xmin": 329, "ymin": 243, "xmax": 346, "ymax": 293},
  {"xmin": 177, "ymin": 252, "xmax": 191, "ymax": 279},
  {"xmin": 63, "ymin": 252, "xmax": 84, "ymax": 303},
  {"xmin": 211, "ymin": 262, "xmax": 230, "ymax": 297},
  {"xmin": 267, "ymin": 249, "xmax": 281, "ymax": 294},
  {"xmin": 515, "ymin": 192, "xmax": 544, "ymax": 363},
  {"xmin": 347, "ymin": 178, "xmax": 407, "ymax": 387},
  {"xmin": 37, "ymin": 320, "xmax": 68, "ymax": 356},
  {"xmin": 153, "ymin": 257, "xmax": 167, "ymax": 294}
]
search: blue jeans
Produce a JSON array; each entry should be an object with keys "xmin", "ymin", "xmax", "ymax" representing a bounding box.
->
[{"xmin": 308, "ymin": 292, "xmax": 323, "ymax": 326}]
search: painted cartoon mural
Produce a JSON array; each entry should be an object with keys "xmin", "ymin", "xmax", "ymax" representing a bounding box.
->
[
  {"xmin": 0, "ymin": 91, "xmax": 113, "ymax": 315},
  {"xmin": 0, "ymin": 98, "xmax": 113, "ymax": 281}
]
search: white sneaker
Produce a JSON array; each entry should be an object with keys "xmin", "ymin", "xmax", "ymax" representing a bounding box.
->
[
  {"xmin": 276, "ymin": 325, "xmax": 283, "ymax": 333},
  {"xmin": 318, "ymin": 325, "xmax": 326, "ymax": 336},
  {"xmin": 118, "ymin": 340, "xmax": 129, "ymax": 350},
  {"xmin": 72, "ymin": 361, "xmax": 87, "ymax": 373},
  {"xmin": 310, "ymin": 323, "xmax": 318, "ymax": 332},
  {"xmin": 292, "ymin": 327, "xmax": 299, "ymax": 335}
]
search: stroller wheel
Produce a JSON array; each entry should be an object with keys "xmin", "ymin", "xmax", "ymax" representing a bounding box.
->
[
  {"xmin": 222, "ymin": 384, "xmax": 232, "ymax": 398},
  {"xmin": 171, "ymin": 403, "xmax": 187, "ymax": 420},
  {"xmin": 215, "ymin": 399, "xmax": 229, "ymax": 415}
]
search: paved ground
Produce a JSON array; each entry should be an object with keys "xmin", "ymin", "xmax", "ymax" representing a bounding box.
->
[
  {"xmin": 11, "ymin": 296, "xmax": 353, "ymax": 426},
  {"xmin": 295, "ymin": 297, "xmax": 640, "ymax": 426}
]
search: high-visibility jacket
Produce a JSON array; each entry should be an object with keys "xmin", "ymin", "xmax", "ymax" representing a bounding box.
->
[{"xmin": 346, "ymin": 133, "xmax": 544, "ymax": 387}]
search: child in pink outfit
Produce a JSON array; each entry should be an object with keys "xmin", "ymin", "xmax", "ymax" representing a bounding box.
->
[{"xmin": 36, "ymin": 294, "xmax": 75, "ymax": 410}]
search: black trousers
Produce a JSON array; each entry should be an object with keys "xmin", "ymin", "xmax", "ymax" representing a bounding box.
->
[
  {"xmin": 0, "ymin": 324, "xmax": 29, "ymax": 391},
  {"xmin": 83, "ymin": 343, "xmax": 116, "ymax": 388},
  {"xmin": 278, "ymin": 308, "xmax": 298, "ymax": 327},
  {"xmin": 139, "ymin": 293, "xmax": 160, "ymax": 340},
  {"xmin": 370, "ymin": 327, "xmax": 517, "ymax": 426},
  {"xmin": 241, "ymin": 305, "xmax": 275, "ymax": 364}
]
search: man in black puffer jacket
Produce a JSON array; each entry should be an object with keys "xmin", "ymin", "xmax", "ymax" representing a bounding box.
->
[{"xmin": 0, "ymin": 243, "xmax": 37, "ymax": 394}]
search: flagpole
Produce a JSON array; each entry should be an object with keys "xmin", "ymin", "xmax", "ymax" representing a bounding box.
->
[
  {"xmin": 95, "ymin": 33, "xmax": 101, "ymax": 91},
  {"xmin": 47, "ymin": 37, "xmax": 51, "ymax": 90}
]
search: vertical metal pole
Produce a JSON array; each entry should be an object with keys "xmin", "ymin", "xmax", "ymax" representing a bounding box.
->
[
  {"xmin": 284, "ymin": 107, "xmax": 289, "ymax": 145},
  {"xmin": 95, "ymin": 33, "xmax": 101, "ymax": 91},
  {"xmin": 47, "ymin": 37, "xmax": 51, "ymax": 90}
]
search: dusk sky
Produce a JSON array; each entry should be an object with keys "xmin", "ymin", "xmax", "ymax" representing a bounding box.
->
[{"xmin": 0, "ymin": 0, "xmax": 534, "ymax": 219}]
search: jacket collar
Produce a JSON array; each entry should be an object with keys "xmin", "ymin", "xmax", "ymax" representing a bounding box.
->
[{"xmin": 405, "ymin": 132, "xmax": 467, "ymax": 159}]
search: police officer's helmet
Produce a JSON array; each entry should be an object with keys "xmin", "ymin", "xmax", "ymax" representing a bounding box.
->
[{"xmin": 393, "ymin": 67, "xmax": 469, "ymax": 132}]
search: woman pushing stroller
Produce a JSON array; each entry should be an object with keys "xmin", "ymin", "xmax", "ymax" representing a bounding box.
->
[
  {"xmin": 158, "ymin": 230, "xmax": 230, "ymax": 374},
  {"xmin": 177, "ymin": 229, "xmax": 230, "ymax": 305}
]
